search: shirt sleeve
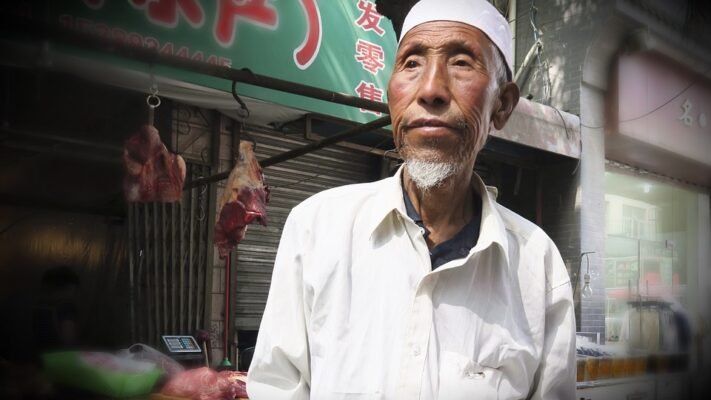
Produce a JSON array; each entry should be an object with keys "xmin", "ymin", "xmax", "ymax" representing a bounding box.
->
[
  {"xmin": 529, "ymin": 246, "xmax": 577, "ymax": 400},
  {"xmin": 247, "ymin": 210, "xmax": 311, "ymax": 399}
]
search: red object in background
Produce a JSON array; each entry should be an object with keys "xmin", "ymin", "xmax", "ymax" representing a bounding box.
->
[
  {"xmin": 123, "ymin": 125, "xmax": 186, "ymax": 203},
  {"xmin": 219, "ymin": 370, "xmax": 248, "ymax": 398},
  {"xmin": 214, "ymin": 141, "xmax": 269, "ymax": 258},
  {"xmin": 160, "ymin": 367, "xmax": 248, "ymax": 400}
]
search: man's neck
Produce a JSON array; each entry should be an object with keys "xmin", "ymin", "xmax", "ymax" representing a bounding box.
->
[{"xmin": 403, "ymin": 167, "xmax": 476, "ymax": 248}]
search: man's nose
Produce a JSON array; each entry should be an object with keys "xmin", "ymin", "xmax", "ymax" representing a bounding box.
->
[{"xmin": 417, "ymin": 60, "xmax": 451, "ymax": 107}]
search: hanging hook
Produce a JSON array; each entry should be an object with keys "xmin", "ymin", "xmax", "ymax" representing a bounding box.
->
[
  {"xmin": 233, "ymin": 120, "xmax": 257, "ymax": 153},
  {"xmin": 146, "ymin": 84, "xmax": 161, "ymax": 127},
  {"xmin": 231, "ymin": 80, "xmax": 250, "ymax": 119},
  {"xmin": 231, "ymin": 79, "xmax": 257, "ymax": 151},
  {"xmin": 243, "ymin": 131, "xmax": 257, "ymax": 151}
]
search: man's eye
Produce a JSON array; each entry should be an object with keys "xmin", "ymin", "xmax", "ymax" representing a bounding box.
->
[
  {"xmin": 404, "ymin": 59, "xmax": 419, "ymax": 68},
  {"xmin": 452, "ymin": 59, "xmax": 471, "ymax": 67}
]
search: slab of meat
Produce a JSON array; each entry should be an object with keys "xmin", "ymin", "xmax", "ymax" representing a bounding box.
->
[
  {"xmin": 219, "ymin": 370, "xmax": 248, "ymax": 398},
  {"xmin": 160, "ymin": 367, "xmax": 237, "ymax": 400},
  {"xmin": 214, "ymin": 141, "xmax": 269, "ymax": 258},
  {"xmin": 123, "ymin": 125, "xmax": 186, "ymax": 203}
]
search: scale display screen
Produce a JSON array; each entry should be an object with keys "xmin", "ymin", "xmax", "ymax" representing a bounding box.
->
[{"xmin": 162, "ymin": 335, "xmax": 201, "ymax": 353}]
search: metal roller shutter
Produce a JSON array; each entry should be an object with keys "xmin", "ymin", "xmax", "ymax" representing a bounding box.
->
[
  {"xmin": 233, "ymin": 128, "xmax": 381, "ymax": 330},
  {"xmin": 127, "ymin": 162, "xmax": 213, "ymax": 346}
]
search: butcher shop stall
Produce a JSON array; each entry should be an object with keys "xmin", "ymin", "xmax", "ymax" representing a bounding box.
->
[
  {"xmin": 0, "ymin": 2, "xmax": 580, "ymax": 399},
  {"xmin": 0, "ymin": 1, "xmax": 394, "ymax": 398}
]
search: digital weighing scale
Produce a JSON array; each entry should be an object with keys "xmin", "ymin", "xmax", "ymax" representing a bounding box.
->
[{"xmin": 161, "ymin": 335, "xmax": 205, "ymax": 365}]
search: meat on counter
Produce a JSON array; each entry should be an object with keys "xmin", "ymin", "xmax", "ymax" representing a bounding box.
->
[{"xmin": 159, "ymin": 367, "xmax": 247, "ymax": 400}]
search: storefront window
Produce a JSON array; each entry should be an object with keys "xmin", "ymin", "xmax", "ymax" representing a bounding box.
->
[{"xmin": 604, "ymin": 170, "xmax": 700, "ymax": 351}]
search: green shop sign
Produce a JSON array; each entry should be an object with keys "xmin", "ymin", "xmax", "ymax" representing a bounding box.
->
[{"xmin": 52, "ymin": 0, "xmax": 397, "ymax": 123}]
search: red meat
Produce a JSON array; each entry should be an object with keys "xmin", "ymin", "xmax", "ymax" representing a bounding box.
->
[
  {"xmin": 219, "ymin": 370, "xmax": 248, "ymax": 398},
  {"xmin": 123, "ymin": 125, "xmax": 186, "ymax": 203},
  {"xmin": 160, "ymin": 367, "xmax": 238, "ymax": 400},
  {"xmin": 214, "ymin": 141, "xmax": 269, "ymax": 258}
]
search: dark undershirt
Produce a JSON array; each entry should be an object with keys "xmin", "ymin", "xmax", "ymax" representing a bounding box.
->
[{"xmin": 403, "ymin": 187, "xmax": 482, "ymax": 270}]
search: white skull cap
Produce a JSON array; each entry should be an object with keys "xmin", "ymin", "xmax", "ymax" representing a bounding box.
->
[{"xmin": 399, "ymin": 0, "xmax": 512, "ymax": 78}]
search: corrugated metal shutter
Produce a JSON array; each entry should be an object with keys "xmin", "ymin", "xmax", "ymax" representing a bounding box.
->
[
  {"xmin": 233, "ymin": 128, "xmax": 380, "ymax": 330},
  {"xmin": 127, "ymin": 162, "xmax": 213, "ymax": 346},
  {"xmin": 126, "ymin": 102, "xmax": 218, "ymax": 347}
]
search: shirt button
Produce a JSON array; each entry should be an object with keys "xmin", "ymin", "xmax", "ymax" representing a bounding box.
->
[
  {"xmin": 419, "ymin": 228, "xmax": 426, "ymax": 235},
  {"xmin": 412, "ymin": 344, "xmax": 421, "ymax": 357},
  {"xmin": 464, "ymin": 366, "xmax": 485, "ymax": 379}
]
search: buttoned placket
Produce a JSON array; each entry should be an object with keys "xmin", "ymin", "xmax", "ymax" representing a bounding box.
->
[
  {"xmin": 395, "ymin": 213, "xmax": 438, "ymax": 399},
  {"xmin": 393, "ymin": 209, "xmax": 492, "ymax": 399}
]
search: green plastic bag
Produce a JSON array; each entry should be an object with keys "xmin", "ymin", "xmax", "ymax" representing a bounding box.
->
[{"xmin": 42, "ymin": 351, "xmax": 163, "ymax": 398}]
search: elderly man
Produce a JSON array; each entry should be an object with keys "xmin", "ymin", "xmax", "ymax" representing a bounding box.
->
[{"xmin": 247, "ymin": 0, "xmax": 576, "ymax": 398}]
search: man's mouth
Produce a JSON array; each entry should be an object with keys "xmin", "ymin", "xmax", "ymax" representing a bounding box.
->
[{"xmin": 403, "ymin": 118, "xmax": 457, "ymax": 130}]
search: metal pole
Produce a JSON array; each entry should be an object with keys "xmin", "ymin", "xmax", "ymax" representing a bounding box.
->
[
  {"xmin": 1, "ymin": 18, "xmax": 390, "ymax": 115},
  {"xmin": 638, "ymin": 239, "xmax": 642, "ymax": 349},
  {"xmin": 128, "ymin": 204, "xmax": 136, "ymax": 342},
  {"xmin": 184, "ymin": 115, "xmax": 391, "ymax": 189},
  {"xmin": 224, "ymin": 251, "xmax": 231, "ymax": 363},
  {"xmin": 2, "ymin": 18, "xmax": 395, "ymax": 189}
]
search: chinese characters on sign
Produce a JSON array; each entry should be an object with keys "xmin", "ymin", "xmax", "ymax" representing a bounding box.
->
[
  {"xmin": 355, "ymin": 38, "xmax": 385, "ymax": 74},
  {"xmin": 58, "ymin": 1, "xmax": 394, "ymax": 123},
  {"xmin": 213, "ymin": 0, "xmax": 278, "ymax": 48},
  {"xmin": 292, "ymin": 0, "xmax": 321, "ymax": 70},
  {"xmin": 71, "ymin": 0, "xmax": 324, "ymax": 70},
  {"xmin": 353, "ymin": 0, "xmax": 386, "ymax": 115},
  {"xmin": 355, "ymin": 0, "xmax": 386, "ymax": 36},
  {"xmin": 355, "ymin": 81, "xmax": 385, "ymax": 112}
]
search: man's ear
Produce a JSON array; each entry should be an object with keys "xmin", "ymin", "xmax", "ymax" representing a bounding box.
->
[{"xmin": 492, "ymin": 82, "xmax": 520, "ymax": 130}]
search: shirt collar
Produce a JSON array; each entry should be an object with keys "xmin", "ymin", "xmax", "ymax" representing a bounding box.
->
[
  {"xmin": 368, "ymin": 165, "xmax": 510, "ymax": 267},
  {"xmin": 365, "ymin": 165, "xmax": 409, "ymax": 236},
  {"xmin": 469, "ymin": 171, "xmax": 510, "ymax": 266},
  {"xmin": 402, "ymin": 185, "xmax": 423, "ymax": 226}
]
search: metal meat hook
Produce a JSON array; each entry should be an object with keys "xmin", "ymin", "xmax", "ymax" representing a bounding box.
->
[
  {"xmin": 146, "ymin": 84, "xmax": 161, "ymax": 126},
  {"xmin": 231, "ymin": 78, "xmax": 251, "ymax": 120},
  {"xmin": 233, "ymin": 120, "xmax": 258, "ymax": 160}
]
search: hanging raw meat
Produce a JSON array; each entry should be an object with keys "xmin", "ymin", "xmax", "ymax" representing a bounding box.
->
[
  {"xmin": 123, "ymin": 125, "xmax": 186, "ymax": 203},
  {"xmin": 214, "ymin": 141, "xmax": 270, "ymax": 258}
]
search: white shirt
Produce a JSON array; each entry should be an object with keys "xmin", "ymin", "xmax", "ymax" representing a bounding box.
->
[{"xmin": 247, "ymin": 167, "xmax": 576, "ymax": 399}]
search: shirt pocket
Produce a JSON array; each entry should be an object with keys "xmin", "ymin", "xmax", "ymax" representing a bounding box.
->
[
  {"xmin": 437, "ymin": 351, "xmax": 503, "ymax": 400},
  {"xmin": 315, "ymin": 338, "xmax": 380, "ymax": 397}
]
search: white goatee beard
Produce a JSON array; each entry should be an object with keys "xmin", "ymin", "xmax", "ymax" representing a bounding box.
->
[{"xmin": 404, "ymin": 159, "xmax": 461, "ymax": 191}]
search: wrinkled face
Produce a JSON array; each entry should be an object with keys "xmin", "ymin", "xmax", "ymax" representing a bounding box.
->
[{"xmin": 388, "ymin": 21, "xmax": 505, "ymax": 173}]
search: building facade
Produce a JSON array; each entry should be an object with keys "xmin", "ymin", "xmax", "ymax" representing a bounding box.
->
[{"xmin": 512, "ymin": 0, "xmax": 711, "ymax": 391}]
